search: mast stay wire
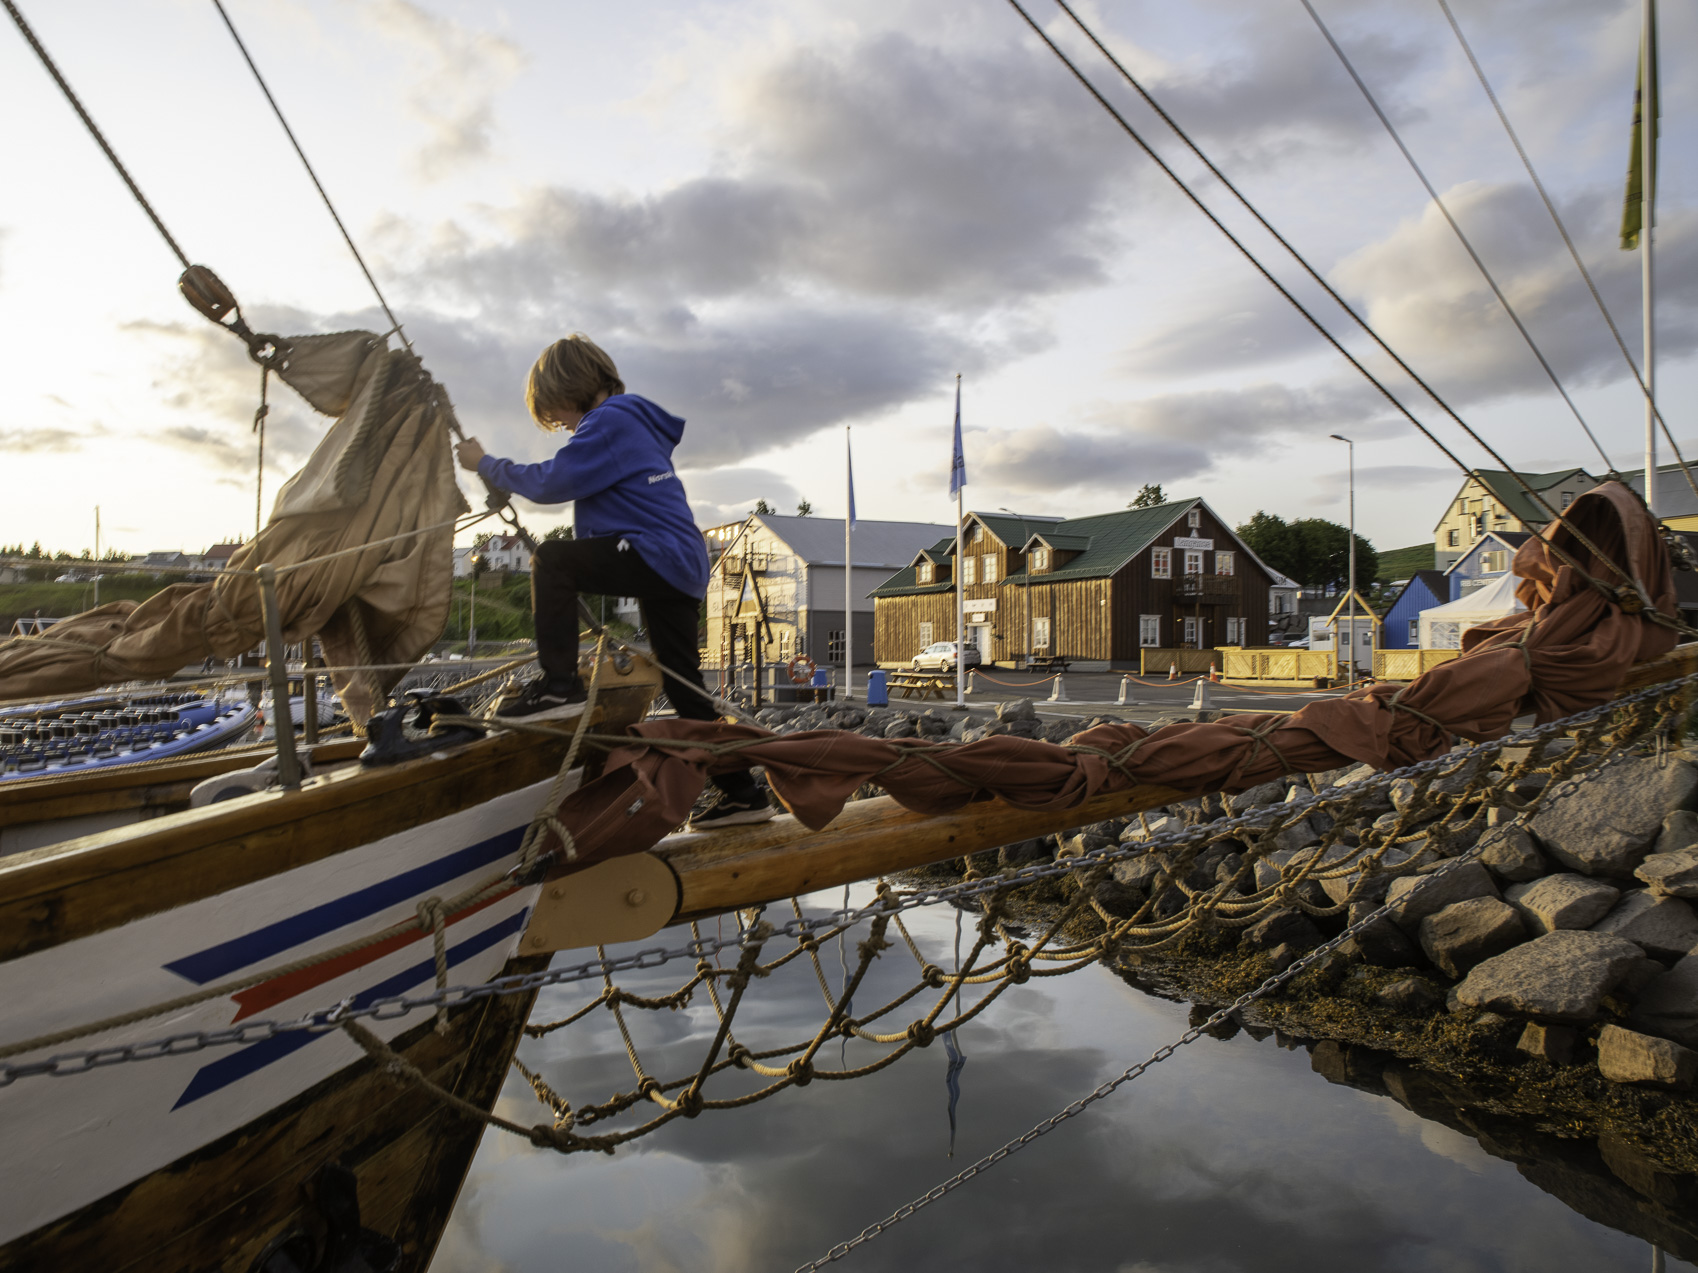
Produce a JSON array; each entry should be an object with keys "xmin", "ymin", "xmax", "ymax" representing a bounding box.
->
[
  {"xmin": 1433, "ymin": 0, "xmax": 1698, "ymax": 508},
  {"xmin": 0, "ymin": 0, "xmax": 191, "ymax": 271},
  {"xmin": 1006, "ymin": 0, "xmax": 1638, "ymax": 593},
  {"xmin": 1296, "ymin": 0, "xmax": 1617, "ymax": 476},
  {"xmin": 1048, "ymin": 0, "xmax": 1617, "ymax": 555},
  {"xmin": 208, "ymin": 0, "xmax": 412, "ymax": 354}
]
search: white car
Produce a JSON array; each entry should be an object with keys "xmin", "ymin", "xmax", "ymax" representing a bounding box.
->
[{"xmin": 911, "ymin": 641, "xmax": 982, "ymax": 672}]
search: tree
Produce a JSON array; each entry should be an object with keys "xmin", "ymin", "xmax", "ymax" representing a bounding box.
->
[
  {"xmin": 752, "ymin": 499, "xmax": 774, "ymax": 515},
  {"xmin": 1237, "ymin": 512, "xmax": 1376, "ymax": 592},
  {"xmin": 795, "ymin": 499, "xmax": 813, "ymax": 517},
  {"xmin": 1236, "ymin": 511, "xmax": 1301, "ymax": 581},
  {"xmin": 1289, "ymin": 519, "xmax": 1377, "ymax": 595},
  {"xmin": 1129, "ymin": 483, "xmax": 1165, "ymax": 509},
  {"xmin": 544, "ymin": 525, "xmax": 574, "ymax": 541}
]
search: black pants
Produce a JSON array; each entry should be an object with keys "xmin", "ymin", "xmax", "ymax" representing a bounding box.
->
[{"xmin": 532, "ymin": 536, "xmax": 758, "ymax": 801}]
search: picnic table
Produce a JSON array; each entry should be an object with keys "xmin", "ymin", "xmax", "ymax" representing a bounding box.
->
[
  {"xmin": 1024, "ymin": 654, "xmax": 1071, "ymax": 674},
  {"xmin": 885, "ymin": 670, "xmax": 953, "ymax": 701}
]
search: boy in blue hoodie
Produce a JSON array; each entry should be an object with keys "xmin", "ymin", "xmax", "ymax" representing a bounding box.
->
[{"xmin": 455, "ymin": 335, "xmax": 772, "ymax": 828}]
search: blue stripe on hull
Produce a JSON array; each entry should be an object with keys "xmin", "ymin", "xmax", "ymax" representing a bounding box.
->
[
  {"xmin": 171, "ymin": 909, "xmax": 529, "ymax": 1109},
  {"xmin": 164, "ymin": 827, "xmax": 525, "ymax": 985}
]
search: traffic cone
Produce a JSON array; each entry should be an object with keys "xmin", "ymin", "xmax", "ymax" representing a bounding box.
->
[
  {"xmin": 1209, "ymin": 662, "xmax": 1220, "ymax": 682},
  {"xmin": 1167, "ymin": 661, "xmax": 1178, "ymax": 681}
]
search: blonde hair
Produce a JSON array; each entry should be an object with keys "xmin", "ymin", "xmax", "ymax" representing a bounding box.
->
[{"xmin": 526, "ymin": 334, "xmax": 626, "ymax": 427}]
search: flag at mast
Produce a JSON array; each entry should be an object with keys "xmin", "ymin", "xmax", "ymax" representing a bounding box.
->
[
  {"xmin": 844, "ymin": 427, "xmax": 856, "ymax": 700},
  {"xmin": 1622, "ymin": 0, "xmax": 1659, "ymax": 513},
  {"xmin": 951, "ymin": 376, "xmax": 966, "ymax": 708}
]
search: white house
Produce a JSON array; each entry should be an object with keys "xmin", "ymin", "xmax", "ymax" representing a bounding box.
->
[
  {"xmin": 705, "ymin": 513, "xmax": 955, "ymax": 670},
  {"xmin": 453, "ymin": 534, "xmax": 532, "ymax": 578}
]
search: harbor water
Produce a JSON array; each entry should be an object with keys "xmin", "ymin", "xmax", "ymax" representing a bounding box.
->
[{"xmin": 436, "ymin": 884, "xmax": 1697, "ymax": 1272}]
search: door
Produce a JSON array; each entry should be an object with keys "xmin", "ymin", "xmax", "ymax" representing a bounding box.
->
[{"xmin": 968, "ymin": 623, "xmax": 992, "ymax": 663}]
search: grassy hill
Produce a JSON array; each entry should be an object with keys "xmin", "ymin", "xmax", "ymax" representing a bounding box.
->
[
  {"xmin": 1376, "ymin": 542, "xmax": 1435, "ymax": 583},
  {"xmin": 0, "ymin": 577, "xmax": 170, "ymax": 630}
]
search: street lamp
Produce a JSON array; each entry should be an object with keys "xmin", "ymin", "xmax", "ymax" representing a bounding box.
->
[
  {"xmin": 1329, "ymin": 434, "xmax": 1356, "ymax": 683},
  {"xmin": 468, "ymin": 550, "xmax": 485, "ymax": 657}
]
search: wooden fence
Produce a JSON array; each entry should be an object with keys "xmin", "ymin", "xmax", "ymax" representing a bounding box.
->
[
  {"xmin": 1139, "ymin": 648, "xmax": 1221, "ymax": 675},
  {"xmin": 1372, "ymin": 648, "xmax": 1461, "ymax": 681},
  {"xmin": 1218, "ymin": 647, "xmax": 1337, "ymax": 681}
]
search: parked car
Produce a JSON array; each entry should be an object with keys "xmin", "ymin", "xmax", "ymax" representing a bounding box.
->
[
  {"xmin": 911, "ymin": 641, "xmax": 982, "ymax": 672},
  {"xmin": 1284, "ymin": 637, "xmax": 1312, "ymax": 650}
]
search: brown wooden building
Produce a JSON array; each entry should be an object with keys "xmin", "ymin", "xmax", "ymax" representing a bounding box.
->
[{"xmin": 869, "ymin": 500, "xmax": 1275, "ymax": 667}]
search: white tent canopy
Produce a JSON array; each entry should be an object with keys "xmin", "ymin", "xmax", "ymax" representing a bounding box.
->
[{"xmin": 1418, "ymin": 572, "xmax": 1525, "ymax": 649}]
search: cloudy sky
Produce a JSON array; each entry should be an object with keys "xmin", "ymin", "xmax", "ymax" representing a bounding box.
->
[{"xmin": 1, "ymin": 0, "xmax": 1693, "ymax": 557}]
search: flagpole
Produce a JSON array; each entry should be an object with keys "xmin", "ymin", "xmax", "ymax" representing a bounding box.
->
[
  {"xmin": 953, "ymin": 375, "xmax": 966, "ymax": 710},
  {"xmin": 844, "ymin": 426, "xmax": 854, "ymax": 702},
  {"xmin": 1642, "ymin": 0, "xmax": 1657, "ymax": 516}
]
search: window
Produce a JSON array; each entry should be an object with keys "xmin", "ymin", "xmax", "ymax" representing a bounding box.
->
[
  {"xmin": 1561, "ymin": 491, "xmax": 1575, "ymax": 509},
  {"xmin": 1184, "ymin": 550, "xmax": 1203, "ymax": 575},
  {"xmin": 1151, "ymin": 548, "xmax": 1171, "ymax": 578},
  {"xmin": 1447, "ymin": 529, "xmax": 1460, "ymax": 547},
  {"xmin": 1139, "ymin": 615, "xmax": 1160, "ymax": 647},
  {"xmin": 1482, "ymin": 550, "xmax": 1509, "ymax": 573},
  {"xmin": 1225, "ymin": 617, "xmax": 1240, "ymax": 644},
  {"xmin": 917, "ymin": 561, "xmax": 934, "ymax": 583},
  {"xmin": 972, "ymin": 523, "xmax": 985, "ymax": 543},
  {"xmin": 1187, "ymin": 508, "xmax": 1202, "ymax": 528},
  {"xmin": 1215, "ymin": 550, "xmax": 1235, "ymax": 576},
  {"xmin": 1182, "ymin": 616, "xmax": 1200, "ymax": 647},
  {"xmin": 961, "ymin": 556, "xmax": 976, "ymax": 585},
  {"xmin": 779, "ymin": 630, "xmax": 792, "ymax": 660},
  {"xmin": 1408, "ymin": 618, "xmax": 1419, "ymax": 644},
  {"xmin": 918, "ymin": 621, "xmax": 934, "ymax": 647},
  {"xmin": 827, "ymin": 630, "xmax": 845, "ymax": 665},
  {"xmin": 1031, "ymin": 546, "xmax": 1050, "ymax": 571},
  {"xmin": 1032, "ymin": 617, "xmax": 1051, "ymax": 649},
  {"xmin": 981, "ymin": 554, "xmax": 998, "ymax": 583}
]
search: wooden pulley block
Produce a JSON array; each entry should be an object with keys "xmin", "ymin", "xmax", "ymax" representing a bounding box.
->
[
  {"xmin": 178, "ymin": 264, "xmax": 239, "ymax": 323},
  {"xmin": 520, "ymin": 852, "xmax": 680, "ymax": 954}
]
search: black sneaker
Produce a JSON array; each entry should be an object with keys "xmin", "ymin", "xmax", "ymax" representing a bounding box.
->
[
  {"xmin": 688, "ymin": 791, "xmax": 777, "ymax": 830},
  {"xmin": 496, "ymin": 677, "xmax": 588, "ymax": 720}
]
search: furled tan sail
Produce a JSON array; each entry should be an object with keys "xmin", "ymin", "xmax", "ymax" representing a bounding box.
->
[{"xmin": 0, "ymin": 332, "xmax": 468, "ymax": 722}]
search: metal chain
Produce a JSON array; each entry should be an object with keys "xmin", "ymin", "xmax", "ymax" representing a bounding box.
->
[
  {"xmin": 1, "ymin": 673, "xmax": 1688, "ymax": 1087},
  {"xmin": 791, "ymin": 707, "xmax": 1673, "ymax": 1270}
]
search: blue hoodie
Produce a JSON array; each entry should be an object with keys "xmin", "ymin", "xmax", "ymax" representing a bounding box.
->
[{"xmin": 477, "ymin": 394, "xmax": 709, "ymax": 599}]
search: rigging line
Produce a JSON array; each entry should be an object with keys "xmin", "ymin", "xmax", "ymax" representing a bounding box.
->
[
  {"xmin": 1433, "ymin": 0, "xmax": 1698, "ymax": 508},
  {"xmin": 1048, "ymin": 0, "xmax": 1624, "ymax": 561},
  {"xmin": 1296, "ymin": 0, "xmax": 1615, "ymax": 476},
  {"xmin": 1001, "ymin": 0, "xmax": 1469, "ymax": 483},
  {"xmin": 1005, "ymin": 0, "xmax": 1629, "ymax": 588},
  {"xmin": 1, "ymin": 0, "xmax": 191, "ymax": 269},
  {"xmin": 208, "ymin": 0, "xmax": 412, "ymax": 353}
]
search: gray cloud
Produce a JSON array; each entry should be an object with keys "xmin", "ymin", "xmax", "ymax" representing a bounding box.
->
[
  {"xmin": 1112, "ymin": 1, "xmax": 1433, "ymax": 170},
  {"xmin": 976, "ymin": 378, "xmax": 1400, "ymax": 500},
  {"xmin": 677, "ymin": 466, "xmax": 803, "ymax": 528},
  {"xmin": 1332, "ymin": 183, "xmax": 1698, "ymax": 407},
  {"xmin": 361, "ymin": 0, "xmax": 523, "ymax": 179},
  {"xmin": 0, "ymin": 426, "xmax": 98, "ymax": 454}
]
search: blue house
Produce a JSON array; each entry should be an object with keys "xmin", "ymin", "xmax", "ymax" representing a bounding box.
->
[
  {"xmin": 1446, "ymin": 530, "xmax": 1529, "ymax": 601},
  {"xmin": 1381, "ymin": 570, "xmax": 1449, "ymax": 649}
]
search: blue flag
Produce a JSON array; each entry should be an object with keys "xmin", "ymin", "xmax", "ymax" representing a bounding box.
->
[
  {"xmin": 847, "ymin": 431, "xmax": 858, "ymax": 528},
  {"xmin": 949, "ymin": 379, "xmax": 966, "ymax": 496}
]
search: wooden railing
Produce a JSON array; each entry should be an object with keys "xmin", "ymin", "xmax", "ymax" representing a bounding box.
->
[
  {"xmin": 1139, "ymin": 648, "xmax": 1221, "ymax": 674},
  {"xmin": 1372, "ymin": 648, "xmax": 1461, "ymax": 681},
  {"xmin": 1218, "ymin": 647, "xmax": 1337, "ymax": 681}
]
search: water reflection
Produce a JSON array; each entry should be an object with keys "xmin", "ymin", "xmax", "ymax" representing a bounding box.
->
[{"xmin": 435, "ymin": 885, "xmax": 1698, "ymax": 1272}]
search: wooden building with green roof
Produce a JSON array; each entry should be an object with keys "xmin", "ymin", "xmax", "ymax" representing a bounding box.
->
[{"xmin": 869, "ymin": 499, "xmax": 1275, "ymax": 668}]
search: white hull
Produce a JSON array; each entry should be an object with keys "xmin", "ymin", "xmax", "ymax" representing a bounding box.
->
[{"xmin": 0, "ymin": 774, "xmax": 563, "ymax": 1248}]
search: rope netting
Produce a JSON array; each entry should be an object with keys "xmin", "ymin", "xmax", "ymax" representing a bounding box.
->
[{"xmin": 339, "ymin": 671, "xmax": 1693, "ymax": 1175}]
